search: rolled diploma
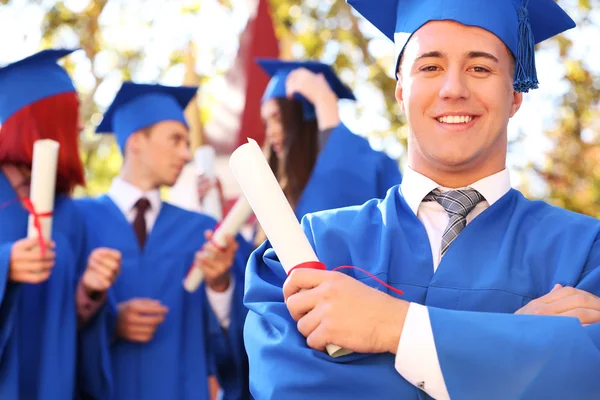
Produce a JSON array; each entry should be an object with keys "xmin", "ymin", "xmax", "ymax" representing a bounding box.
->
[
  {"xmin": 212, "ymin": 195, "xmax": 253, "ymax": 249},
  {"xmin": 182, "ymin": 265, "xmax": 204, "ymax": 293},
  {"xmin": 27, "ymin": 139, "xmax": 59, "ymax": 241},
  {"xmin": 229, "ymin": 138, "xmax": 351, "ymax": 358},
  {"xmin": 195, "ymin": 145, "xmax": 223, "ymax": 221},
  {"xmin": 183, "ymin": 196, "xmax": 253, "ymax": 293}
]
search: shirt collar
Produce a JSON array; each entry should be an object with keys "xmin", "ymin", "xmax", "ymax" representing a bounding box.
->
[
  {"xmin": 108, "ymin": 177, "xmax": 162, "ymax": 215},
  {"xmin": 400, "ymin": 167, "xmax": 511, "ymax": 215}
]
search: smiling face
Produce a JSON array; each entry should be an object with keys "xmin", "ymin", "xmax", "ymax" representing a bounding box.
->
[{"xmin": 395, "ymin": 20, "xmax": 523, "ymax": 186}]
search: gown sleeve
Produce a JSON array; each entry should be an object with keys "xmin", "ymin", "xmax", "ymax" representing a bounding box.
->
[{"xmin": 0, "ymin": 242, "xmax": 20, "ymax": 360}]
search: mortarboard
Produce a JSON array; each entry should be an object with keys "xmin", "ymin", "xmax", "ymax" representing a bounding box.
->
[
  {"xmin": 0, "ymin": 49, "xmax": 78, "ymax": 123},
  {"xmin": 256, "ymin": 59, "xmax": 356, "ymax": 120},
  {"xmin": 346, "ymin": 0, "xmax": 576, "ymax": 92},
  {"xmin": 95, "ymin": 82, "xmax": 198, "ymax": 152}
]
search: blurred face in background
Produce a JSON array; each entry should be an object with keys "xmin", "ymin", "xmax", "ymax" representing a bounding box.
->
[
  {"xmin": 261, "ymin": 98, "xmax": 285, "ymax": 161},
  {"xmin": 127, "ymin": 120, "xmax": 191, "ymax": 187}
]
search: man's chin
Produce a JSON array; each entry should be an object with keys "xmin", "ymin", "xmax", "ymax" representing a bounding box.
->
[
  {"xmin": 158, "ymin": 175, "xmax": 180, "ymax": 188},
  {"xmin": 430, "ymin": 152, "xmax": 481, "ymax": 171}
]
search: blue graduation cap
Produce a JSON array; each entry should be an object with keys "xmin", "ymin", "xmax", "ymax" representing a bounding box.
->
[
  {"xmin": 95, "ymin": 82, "xmax": 198, "ymax": 152},
  {"xmin": 346, "ymin": 0, "xmax": 576, "ymax": 92},
  {"xmin": 256, "ymin": 59, "xmax": 356, "ymax": 120},
  {"xmin": 0, "ymin": 49, "xmax": 78, "ymax": 124}
]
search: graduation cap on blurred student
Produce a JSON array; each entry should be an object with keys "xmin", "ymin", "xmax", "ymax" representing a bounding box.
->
[
  {"xmin": 95, "ymin": 82, "xmax": 198, "ymax": 152},
  {"xmin": 256, "ymin": 59, "xmax": 356, "ymax": 120},
  {"xmin": 0, "ymin": 49, "xmax": 78, "ymax": 123},
  {"xmin": 346, "ymin": 0, "xmax": 576, "ymax": 92}
]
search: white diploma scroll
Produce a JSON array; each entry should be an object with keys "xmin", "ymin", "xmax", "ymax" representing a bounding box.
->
[
  {"xmin": 183, "ymin": 265, "xmax": 204, "ymax": 293},
  {"xmin": 229, "ymin": 138, "xmax": 352, "ymax": 358},
  {"xmin": 183, "ymin": 196, "xmax": 253, "ymax": 293},
  {"xmin": 195, "ymin": 145, "xmax": 223, "ymax": 221},
  {"xmin": 27, "ymin": 139, "xmax": 59, "ymax": 241},
  {"xmin": 212, "ymin": 196, "xmax": 253, "ymax": 249}
]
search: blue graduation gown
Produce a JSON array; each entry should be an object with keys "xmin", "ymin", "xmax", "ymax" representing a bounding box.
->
[
  {"xmin": 75, "ymin": 195, "xmax": 250, "ymax": 400},
  {"xmin": 294, "ymin": 123, "xmax": 401, "ymax": 219},
  {"xmin": 244, "ymin": 187, "xmax": 600, "ymax": 399},
  {"xmin": 204, "ymin": 272, "xmax": 250, "ymax": 400},
  {"xmin": 0, "ymin": 171, "xmax": 87, "ymax": 399}
]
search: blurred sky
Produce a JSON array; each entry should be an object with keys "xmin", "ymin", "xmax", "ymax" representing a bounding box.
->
[{"xmin": 1, "ymin": 0, "xmax": 599, "ymax": 194}]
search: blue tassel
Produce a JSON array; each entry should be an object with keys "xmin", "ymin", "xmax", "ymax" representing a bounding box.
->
[{"xmin": 514, "ymin": 2, "xmax": 539, "ymax": 93}]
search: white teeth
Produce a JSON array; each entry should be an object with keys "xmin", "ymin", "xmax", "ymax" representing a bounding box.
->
[{"xmin": 437, "ymin": 115, "xmax": 473, "ymax": 124}]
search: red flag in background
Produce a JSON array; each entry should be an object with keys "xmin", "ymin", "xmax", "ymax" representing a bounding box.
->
[
  {"xmin": 203, "ymin": 0, "xmax": 280, "ymax": 153},
  {"xmin": 200, "ymin": 0, "xmax": 280, "ymax": 215}
]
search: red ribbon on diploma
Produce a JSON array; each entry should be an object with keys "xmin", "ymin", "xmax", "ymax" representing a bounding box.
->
[
  {"xmin": 288, "ymin": 261, "xmax": 327, "ymax": 274},
  {"xmin": 288, "ymin": 262, "xmax": 404, "ymax": 296},
  {"xmin": 18, "ymin": 197, "xmax": 53, "ymax": 257},
  {"xmin": 0, "ymin": 196, "xmax": 53, "ymax": 257}
]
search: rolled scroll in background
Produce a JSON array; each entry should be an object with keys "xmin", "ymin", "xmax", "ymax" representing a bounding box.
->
[
  {"xmin": 212, "ymin": 195, "xmax": 253, "ymax": 249},
  {"xmin": 183, "ymin": 196, "xmax": 253, "ymax": 293},
  {"xmin": 27, "ymin": 139, "xmax": 59, "ymax": 242},
  {"xmin": 194, "ymin": 145, "xmax": 223, "ymax": 221}
]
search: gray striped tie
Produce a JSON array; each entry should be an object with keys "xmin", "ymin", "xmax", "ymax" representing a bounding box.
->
[{"xmin": 423, "ymin": 189, "xmax": 484, "ymax": 256}]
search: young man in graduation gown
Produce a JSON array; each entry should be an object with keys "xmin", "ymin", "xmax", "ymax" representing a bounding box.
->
[
  {"xmin": 76, "ymin": 82, "xmax": 251, "ymax": 400},
  {"xmin": 256, "ymin": 59, "xmax": 402, "ymax": 221},
  {"xmin": 0, "ymin": 49, "xmax": 118, "ymax": 399},
  {"xmin": 244, "ymin": 1, "xmax": 600, "ymax": 399}
]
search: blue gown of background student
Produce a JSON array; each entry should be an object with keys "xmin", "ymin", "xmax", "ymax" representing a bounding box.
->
[
  {"xmin": 0, "ymin": 171, "xmax": 88, "ymax": 399},
  {"xmin": 76, "ymin": 196, "xmax": 250, "ymax": 400},
  {"xmin": 294, "ymin": 123, "xmax": 402, "ymax": 220},
  {"xmin": 244, "ymin": 186, "xmax": 600, "ymax": 399}
]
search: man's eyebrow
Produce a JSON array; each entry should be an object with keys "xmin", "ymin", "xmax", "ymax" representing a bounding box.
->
[
  {"xmin": 467, "ymin": 51, "xmax": 499, "ymax": 63},
  {"xmin": 414, "ymin": 50, "xmax": 500, "ymax": 63},
  {"xmin": 415, "ymin": 51, "xmax": 445, "ymax": 61}
]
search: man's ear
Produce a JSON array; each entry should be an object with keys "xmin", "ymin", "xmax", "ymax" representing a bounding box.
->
[
  {"xmin": 125, "ymin": 130, "xmax": 144, "ymax": 155},
  {"xmin": 509, "ymin": 90, "xmax": 523, "ymax": 118},
  {"xmin": 395, "ymin": 73, "xmax": 405, "ymax": 113}
]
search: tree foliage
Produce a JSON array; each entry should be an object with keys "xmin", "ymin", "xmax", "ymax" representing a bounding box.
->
[
  {"xmin": 4, "ymin": 0, "xmax": 600, "ymax": 216},
  {"xmin": 526, "ymin": 0, "xmax": 600, "ymax": 216}
]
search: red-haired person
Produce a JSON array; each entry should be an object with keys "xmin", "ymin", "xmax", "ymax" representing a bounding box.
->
[{"xmin": 0, "ymin": 49, "xmax": 118, "ymax": 399}]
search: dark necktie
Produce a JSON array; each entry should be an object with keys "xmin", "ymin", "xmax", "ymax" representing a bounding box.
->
[
  {"xmin": 133, "ymin": 197, "xmax": 151, "ymax": 248},
  {"xmin": 423, "ymin": 188, "xmax": 484, "ymax": 256}
]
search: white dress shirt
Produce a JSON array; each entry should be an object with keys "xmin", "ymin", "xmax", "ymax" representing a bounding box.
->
[
  {"xmin": 108, "ymin": 177, "xmax": 234, "ymax": 329},
  {"xmin": 394, "ymin": 167, "xmax": 511, "ymax": 400},
  {"xmin": 108, "ymin": 177, "xmax": 162, "ymax": 231}
]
